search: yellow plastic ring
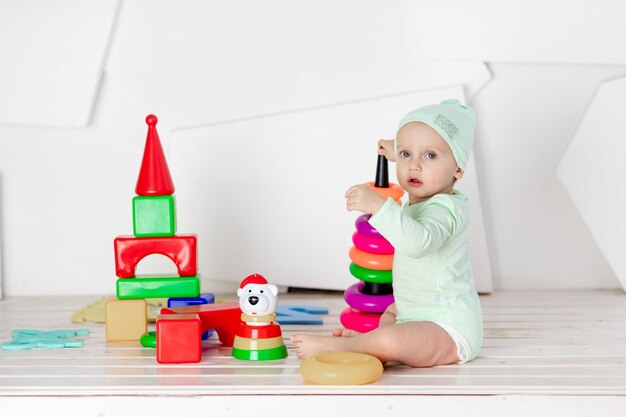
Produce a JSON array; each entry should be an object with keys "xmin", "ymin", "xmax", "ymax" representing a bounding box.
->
[{"xmin": 300, "ymin": 352, "xmax": 384, "ymax": 385}]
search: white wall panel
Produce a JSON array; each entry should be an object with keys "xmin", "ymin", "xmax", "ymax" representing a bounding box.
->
[
  {"xmin": 0, "ymin": 0, "xmax": 119, "ymax": 127},
  {"xmin": 413, "ymin": 0, "xmax": 626, "ymax": 64},
  {"xmin": 105, "ymin": 0, "xmax": 490, "ymax": 129},
  {"xmin": 557, "ymin": 76, "xmax": 626, "ymax": 292},
  {"xmin": 169, "ymin": 86, "xmax": 493, "ymax": 292}
]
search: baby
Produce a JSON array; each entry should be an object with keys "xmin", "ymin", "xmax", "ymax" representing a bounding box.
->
[{"xmin": 291, "ymin": 99, "xmax": 483, "ymax": 367}]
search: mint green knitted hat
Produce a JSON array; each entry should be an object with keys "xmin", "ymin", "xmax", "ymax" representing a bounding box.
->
[{"xmin": 396, "ymin": 99, "xmax": 476, "ymax": 170}]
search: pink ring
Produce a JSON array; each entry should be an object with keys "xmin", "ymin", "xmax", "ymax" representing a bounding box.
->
[
  {"xmin": 352, "ymin": 231, "xmax": 394, "ymax": 255},
  {"xmin": 339, "ymin": 307, "xmax": 380, "ymax": 333},
  {"xmin": 344, "ymin": 282, "xmax": 394, "ymax": 313},
  {"xmin": 354, "ymin": 214, "xmax": 381, "ymax": 239}
]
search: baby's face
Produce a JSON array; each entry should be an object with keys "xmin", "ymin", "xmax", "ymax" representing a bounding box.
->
[{"xmin": 395, "ymin": 122, "xmax": 463, "ymax": 204}]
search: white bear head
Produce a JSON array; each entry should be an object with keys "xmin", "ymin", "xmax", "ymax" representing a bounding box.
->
[{"xmin": 237, "ymin": 273, "xmax": 278, "ymax": 317}]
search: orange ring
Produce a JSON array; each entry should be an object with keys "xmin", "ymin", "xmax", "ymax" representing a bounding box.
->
[
  {"xmin": 300, "ymin": 352, "xmax": 383, "ymax": 385},
  {"xmin": 367, "ymin": 182, "xmax": 404, "ymax": 200},
  {"xmin": 349, "ymin": 246, "xmax": 393, "ymax": 270}
]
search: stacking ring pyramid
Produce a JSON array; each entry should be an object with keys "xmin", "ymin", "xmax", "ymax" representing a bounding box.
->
[{"xmin": 340, "ymin": 155, "xmax": 404, "ymax": 332}]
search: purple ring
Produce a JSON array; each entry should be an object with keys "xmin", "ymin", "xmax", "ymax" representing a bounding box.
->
[
  {"xmin": 355, "ymin": 214, "xmax": 382, "ymax": 239},
  {"xmin": 344, "ymin": 282, "xmax": 394, "ymax": 313}
]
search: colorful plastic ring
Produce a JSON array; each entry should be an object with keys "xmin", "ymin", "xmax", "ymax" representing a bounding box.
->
[
  {"xmin": 237, "ymin": 323, "xmax": 283, "ymax": 339},
  {"xmin": 367, "ymin": 182, "xmax": 404, "ymax": 200},
  {"xmin": 300, "ymin": 352, "xmax": 383, "ymax": 385},
  {"xmin": 352, "ymin": 231, "xmax": 394, "ymax": 255},
  {"xmin": 232, "ymin": 345, "xmax": 288, "ymax": 361},
  {"xmin": 233, "ymin": 335, "xmax": 285, "ymax": 350},
  {"xmin": 349, "ymin": 263, "xmax": 393, "ymax": 284},
  {"xmin": 349, "ymin": 246, "xmax": 393, "ymax": 270},
  {"xmin": 140, "ymin": 331, "xmax": 156, "ymax": 348},
  {"xmin": 344, "ymin": 282, "xmax": 394, "ymax": 313},
  {"xmin": 241, "ymin": 313, "xmax": 276, "ymax": 325},
  {"xmin": 355, "ymin": 214, "xmax": 381, "ymax": 239},
  {"xmin": 339, "ymin": 307, "xmax": 380, "ymax": 333}
]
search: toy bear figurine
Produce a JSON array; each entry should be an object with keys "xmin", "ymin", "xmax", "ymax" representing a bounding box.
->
[{"xmin": 232, "ymin": 274, "xmax": 288, "ymax": 361}]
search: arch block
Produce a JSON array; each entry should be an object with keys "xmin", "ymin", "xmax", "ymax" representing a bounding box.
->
[
  {"xmin": 161, "ymin": 302, "xmax": 241, "ymax": 347},
  {"xmin": 114, "ymin": 234, "xmax": 197, "ymax": 278}
]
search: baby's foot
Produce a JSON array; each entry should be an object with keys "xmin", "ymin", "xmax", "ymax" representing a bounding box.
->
[
  {"xmin": 291, "ymin": 334, "xmax": 344, "ymax": 359},
  {"xmin": 332, "ymin": 328, "xmax": 360, "ymax": 337}
]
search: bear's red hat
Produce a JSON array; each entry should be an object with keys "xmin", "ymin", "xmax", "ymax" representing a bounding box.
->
[{"xmin": 239, "ymin": 273, "xmax": 268, "ymax": 289}]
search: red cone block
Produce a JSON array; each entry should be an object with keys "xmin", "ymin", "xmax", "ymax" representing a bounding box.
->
[{"xmin": 135, "ymin": 114, "xmax": 175, "ymax": 196}]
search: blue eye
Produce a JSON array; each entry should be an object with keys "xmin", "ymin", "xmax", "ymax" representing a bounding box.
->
[
  {"xmin": 425, "ymin": 152, "xmax": 437, "ymax": 160},
  {"xmin": 400, "ymin": 150, "xmax": 410, "ymax": 158}
]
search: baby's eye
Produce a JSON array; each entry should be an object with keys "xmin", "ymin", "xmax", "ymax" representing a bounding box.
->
[
  {"xmin": 425, "ymin": 152, "xmax": 437, "ymax": 160},
  {"xmin": 399, "ymin": 150, "xmax": 410, "ymax": 158}
]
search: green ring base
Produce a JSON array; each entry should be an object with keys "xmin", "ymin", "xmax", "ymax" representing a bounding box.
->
[{"xmin": 232, "ymin": 345, "xmax": 288, "ymax": 361}]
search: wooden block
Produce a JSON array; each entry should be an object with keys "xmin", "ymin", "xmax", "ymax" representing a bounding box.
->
[
  {"xmin": 116, "ymin": 276, "xmax": 200, "ymax": 300},
  {"xmin": 156, "ymin": 314, "xmax": 201, "ymax": 364},
  {"xmin": 132, "ymin": 195, "xmax": 176, "ymax": 237},
  {"xmin": 105, "ymin": 299, "xmax": 147, "ymax": 341}
]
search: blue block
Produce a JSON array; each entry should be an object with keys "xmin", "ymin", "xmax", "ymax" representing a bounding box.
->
[
  {"xmin": 275, "ymin": 305, "xmax": 328, "ymax": 325},
  {"xmin": 168, "ymin": 293, "xmax": 216, "ymax": 339}
]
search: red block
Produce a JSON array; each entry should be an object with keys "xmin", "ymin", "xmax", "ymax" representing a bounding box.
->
[
  {"xmin": 161, "ymin": 302, "xmax": 241, "ymax": 347},
  {"xmin": 114, "ymin": 235, "xmax": 197, "ymax": 278},
  {"xmin": 136, "ymin": 114, "xmax": 175, "ymax": 196},
  {"xmin": 156, "ymin": 314, "xmax": 201, "ymax": 364}
]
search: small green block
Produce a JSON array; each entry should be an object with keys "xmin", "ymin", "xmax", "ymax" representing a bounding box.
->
[
  {"xmin": 231, "ymin": 345, "xmax": 288, "ymax": 361},
  {"xmin": 116, "ymin": 276, "xmax": 200, "ymax": 299},
  {"xmin": 133, "ymin": 195, "xmax": 176, "ymax": 237}
]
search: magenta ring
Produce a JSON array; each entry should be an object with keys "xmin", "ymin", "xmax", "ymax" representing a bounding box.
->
[
  {"xmin": 344, "ymin": 282, "xmax": 394, "ymax": 313},
  {"xmin": 355, "ymin": 214, "xmax": 382, "ymax": 239},
  {"xmin": 352, "ymin": 231, "xmax": 394, "ymax": 255},
  {"xmin": 340, "ymin": 307, "xmax": 380, "ymax": 333}
]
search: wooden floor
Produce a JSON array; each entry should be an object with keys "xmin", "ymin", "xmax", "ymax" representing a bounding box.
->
[{"xmin": 1, "ymin": 290, "xmax": 626, "ymax": 416}]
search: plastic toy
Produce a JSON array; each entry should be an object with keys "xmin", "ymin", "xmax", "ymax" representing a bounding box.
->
[
  {"xmin": 300, "ymin": 352, "xmax": 383, "ymax": 385},
  {"xmin": 348, "ymin": 246, "xmax": 394, "ymax": 270},
  {"xmin": 341, "ymin": 156, "xmax": 403, "ymax": 332},
  {"xmin": 135, "ymin": 115, "xmax": 175, "ymax": 196},
  {"xmin": 114, "ymin": 235, "xmax": 198, "ymax": 278},
  {"xmin": 168, "ymin": 293, "xmax": 216, "ymax": 339},
  {"xmin": 105, "ymin": 299, "xmax": 147, "ymax": 341},
  {"xmin": 231, "ymin": 274, "xmax": 287, "ymax": 361},
  {"xmin": 2, "ymin": 329, "xmax": 89, "ymax": 351},
  {"xmin": 132, "ymin": 195, "xmax": 176, "ymax": 237},
  {"xmin": 348, "ymin": 263, "xmax": 392, "ymax": 284},
  {"xmin": 156, "ymin": 313, "xmax": 201, "ymax": 364},
  {"xmin": 140, "ymin": 331, "xmax": 157, "ymax": 348},
  {"xmin": 160, "ymin": 302, "xmax": 241, "ymax": 347},
  {"xmin": 116, "ymin": 276, "xmax": 200, "ymax": 299},
  {"xmin": 275, "ymin": 305, "xmax": 328, "ymax": 325},
  {"xmin": 107, "ymin": 114, "xmax": 207, "ymax": 357}
]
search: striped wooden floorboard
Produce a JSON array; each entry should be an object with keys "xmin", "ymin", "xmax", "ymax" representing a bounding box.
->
[{"xmin": 1, "ymin": 290, "xmax": 626, "ymax": 416}]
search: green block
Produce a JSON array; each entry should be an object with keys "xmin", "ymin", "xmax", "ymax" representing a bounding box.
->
[
  {"xmin": 132, "ymin": 195, "xmax": 176, "ymax": 237},
  {"xmin": 116, "ymin": 276, "xmax": 200, "ymax": 299},
  {"xmin": 231, "ymin": 345, "xmax": 288, "ymax": 361}
]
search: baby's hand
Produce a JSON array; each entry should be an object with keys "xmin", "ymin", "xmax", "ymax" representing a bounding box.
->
[
  {"xmin": 377, "ymin": 139, "xmax": 396, "ymax": 162},
  {"xmin": 345, "ymin": 184, "xmax": 386, "ymax": 214}
]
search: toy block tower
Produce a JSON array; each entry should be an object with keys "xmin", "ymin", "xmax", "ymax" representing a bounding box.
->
[
  {"xmin": 340, "ymin": 155, "xmax": 404, "ymax": 333},
  {"xmin": 106, "ymin": 115, "xmax": 203, "ymax": 342}
]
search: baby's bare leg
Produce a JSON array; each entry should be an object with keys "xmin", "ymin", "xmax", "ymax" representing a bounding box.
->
[{"xmin": 292, "ymin": 320, "xmax": 459, "ymax": 367}]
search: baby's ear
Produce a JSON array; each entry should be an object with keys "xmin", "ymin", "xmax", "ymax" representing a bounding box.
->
[
  {"xmin": 268, "ymin": 284, "xmax": 278, "ymax": 296},
  {"xmin": 455, "ymin": 168, "xmax": 464, "ymax": 180}
]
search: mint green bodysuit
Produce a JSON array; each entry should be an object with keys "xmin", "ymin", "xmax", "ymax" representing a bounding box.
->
[{"xmin": 368, "ymin": 190, "xmax": 483, "ymax": 360}]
